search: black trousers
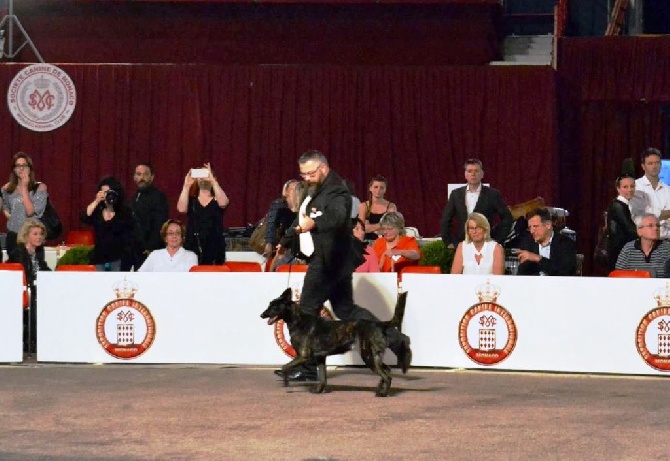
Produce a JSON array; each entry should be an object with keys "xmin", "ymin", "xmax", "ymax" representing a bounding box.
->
[
  {"xmin": 5, "ymin": 231, "xmax": 18, "ymax": 259},
  {"xmin": 294, "ymin": 260, "xmax": 406, "ymax": 372},
  {"xmin": 24, "ymin": 286, "xmax": 37, "ymax": 353}
]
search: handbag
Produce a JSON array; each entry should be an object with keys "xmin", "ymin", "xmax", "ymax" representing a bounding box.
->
[
  {"xmin": 593, "ymin": 211, "xmax": 609, "ymax": 266},
  {"xmin": 32, "ymin": 183, "xmax": 63, "ymax": 241},
  {"xmin": 249, "ymin": 215, "xmax": 270, "ymax": 255}
]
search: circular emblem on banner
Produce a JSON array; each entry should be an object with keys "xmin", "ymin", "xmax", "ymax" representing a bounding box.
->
[
  {"xmin": 458, "ymin": 281, "xmax": 517, "ymax": 366},
  {"xmin": 274, "ymin": 308, "xmax": 334, "ymax": 358},
  {"xmin": 96, "ymin": 279, "xmax": 155, "ymax": 360},
  {"xmin": 636, "ymin": 305, "xmax": 670, "ymax": 371},
  {"xmin": 7, "ymin": 63, "xmax": 76, "ymax": 132}
]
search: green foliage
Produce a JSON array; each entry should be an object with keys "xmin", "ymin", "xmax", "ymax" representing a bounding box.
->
[
  {"xmin": 56, "ymin": 245, "xmax": 93, "ymax": 267},
  {"xmin": 419, "ymin": 240, "xmax": 454, "ymax": 274}
]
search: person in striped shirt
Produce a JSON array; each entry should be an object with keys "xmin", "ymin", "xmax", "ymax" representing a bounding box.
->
[{"xmin": 615, "ymin": 213, "xmax": 670, "ymax": 277}]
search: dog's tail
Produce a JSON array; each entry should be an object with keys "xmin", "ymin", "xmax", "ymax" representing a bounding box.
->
[{"xmin": 389, "ymin": 291, "xmax": 408, "ymax": 330}]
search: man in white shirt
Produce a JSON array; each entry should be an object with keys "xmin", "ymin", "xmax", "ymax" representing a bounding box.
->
[{"xmin": 630, "ymin": 147, "xmax": 670, "ymax": 239}]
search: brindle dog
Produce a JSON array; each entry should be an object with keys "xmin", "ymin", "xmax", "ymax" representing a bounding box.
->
[{"xmin": 261, "ymin": 288, "xmax": 407, "ymax": 397}]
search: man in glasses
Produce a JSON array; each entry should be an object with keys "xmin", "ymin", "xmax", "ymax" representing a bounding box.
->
[
  {"xmin": 617, "ymin": 213, "xmax": 670, "ymax": 277},
  {"xmin": 274, "ymin": 149, "xmax": 412, "ymax": 382},
  {"xmin": 515, "ymin": 207, "xmax": 577, "ymax": 276}
]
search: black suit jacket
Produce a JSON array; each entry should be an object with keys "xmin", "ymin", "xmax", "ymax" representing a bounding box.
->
[
  {"xmin": 440, "ymin": 185, "xmax": 513, "ymax": 247},
  {"xmin": 606, "ymin": 198, "xmax": 637, "ymax": 270},
  {"xmin": 8, "ymin": 245, "xmax": 51, "ymax": 287},
  {"xmin": 280, "ymin": 171, "xmax": 363, "ymax": 278},
  {"xmin": 516, "ymin": 231, "xmax": 577, "ymax": 276}
]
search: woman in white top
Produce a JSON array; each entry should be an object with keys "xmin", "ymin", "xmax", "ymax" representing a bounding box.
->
[
  {"xmin": 138, "ymin": 219, "xmax": 198, "ymax": 272},
  {"xmin": 451, "ymin": 212, "xmax": 504, "ymax": 275}
]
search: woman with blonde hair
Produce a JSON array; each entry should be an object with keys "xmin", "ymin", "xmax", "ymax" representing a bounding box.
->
[
  {"xmin": 8, "ymin": 218, "xmax": 51, "ymax": 353},
  {"xmin": 450, "ymin": 212, "xmax": 504, "ymax": 275},
  {"xmin": 177, "ymin": 163, "xmax": 229, "ymax": 265},
  {"xmin": 371, "ymin": 211, "xmax": 420, "ymax": 273}
]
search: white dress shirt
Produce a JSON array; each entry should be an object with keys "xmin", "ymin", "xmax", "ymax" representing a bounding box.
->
[
  {"xmin": 631, "ymin": 176, "xmax": 670, "ymax": 238},
  {"xmin": 465, "ymin": 184, "xmax": 482, "ymax": 215}
]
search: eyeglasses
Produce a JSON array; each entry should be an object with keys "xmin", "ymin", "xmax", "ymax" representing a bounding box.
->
[
  {"xmin": 467, "ymin": 226, "xmax": 482, "ymax": 231},
  {"xmin": 639, "ymin": 223, "xmax": 661, "ymax": 229},
  {"xmin": 13, "ymin": 164, "xmax": 29, "ymax": 169},
  {"xmin": 299, "ymin": 163, "xmax": 322, "ymax": 179},
  {"xmin": 166, "ymin": 231, "xmax": 182, "ymax": 236},
  {"xmin": 380, "ymin": 226, "xmax": 397, "ymax": 233}
]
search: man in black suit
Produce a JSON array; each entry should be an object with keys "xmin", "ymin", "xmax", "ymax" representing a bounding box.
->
[
  {"xmin": 440, "ymin": 158, "xmax": 513, "ymax": 248},
  {"xmin": 275, "ymin": 149, "xmax": 412, "ymax": 381},
  {"xmin": 515, "ymin": 207, "xmax": 577, "ymax": 276}
]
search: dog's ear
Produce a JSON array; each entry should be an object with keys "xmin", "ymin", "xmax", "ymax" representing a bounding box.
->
[{"xmin": 281, "ymin": 287, "xmax": 293, "ymax": 302}]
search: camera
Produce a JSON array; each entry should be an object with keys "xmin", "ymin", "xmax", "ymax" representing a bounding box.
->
[
  {"xmin": 105, "ymin": 189, "xmax": 120, "ymax": 206},
  {"xmin": 191, "ymin": 168, "xmax": 210, "ymax": 179}
]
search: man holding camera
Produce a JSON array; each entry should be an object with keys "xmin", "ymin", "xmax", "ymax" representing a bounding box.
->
[{"xmin": 123, "ymin": 162, "xmax": 169, "ymax": 271}]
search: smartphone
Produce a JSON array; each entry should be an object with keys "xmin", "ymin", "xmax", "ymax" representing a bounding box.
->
[{"xmin": 191, "ymin": 168, "xmax": 210, "ymax": 179}]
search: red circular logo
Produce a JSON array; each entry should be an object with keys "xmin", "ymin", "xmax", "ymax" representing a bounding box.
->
[
  {"xmin": 7, "ymin": 64, "xmax": 76, "ymax": 132},
  {"xmin": 636, "ymin": 306, "xmax": 670, "ymax": 371},
  {"xmin": 458, "ymin": 302, "xmax": 517, "ymax": 365},
  {"xmin": 96, "ymin": 298, "xmax": 156, "ymax": 360},
  {"xmin": 273, "ymin": 308, "xmax": 333, "ymax": 358}
]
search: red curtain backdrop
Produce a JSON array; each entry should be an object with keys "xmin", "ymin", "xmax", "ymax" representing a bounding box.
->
[
  {"xmin": 558, "ymin": 37, "xmax": 670, "ymax": 275},
  {"xmin": 12, "ymin": 1, "xmax": 502, "ymax": 65},
  {"xmin": 0, "ymin": 64, "xmax": 556, "ymax": 242}
]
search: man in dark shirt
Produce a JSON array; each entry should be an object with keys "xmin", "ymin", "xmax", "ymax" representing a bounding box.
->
[
  {"xmin": 516, "ymin": 207, "xmax": 577, "ymax": 276},
  {"xmin": 123, "ymin": 162, "xmax": 169, "ymax": 271},
  {"xmin": 275, "ymin": 149, "xmax": 412, "ymax": 381}
]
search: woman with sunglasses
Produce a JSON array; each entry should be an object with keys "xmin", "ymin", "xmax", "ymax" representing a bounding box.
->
[{"xmin": 2, "ymin": 152, "xmax": 48, "ymax": 257}]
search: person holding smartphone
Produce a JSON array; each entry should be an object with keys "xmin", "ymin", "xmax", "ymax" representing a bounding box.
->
[{"xmin": 177, "ymin": 163, "xmax": 230, "ymax": 265}]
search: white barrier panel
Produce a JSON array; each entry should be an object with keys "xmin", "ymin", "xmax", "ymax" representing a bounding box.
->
[
  {"xmin": 402, "ymin": 274, "xmax": 670, "ymax": 376},
  {"xmin": 37, "ymin": 272, "xmax": 398, "ymax": 364},
  {"xmin": 0, "ymin": 271, "xmax": 25, "ymax": 363}
]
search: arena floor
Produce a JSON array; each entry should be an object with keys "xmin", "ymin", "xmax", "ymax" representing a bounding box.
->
[{"xmin": 1, "ymin": 361, "xmax": 668, "ymax": 460}]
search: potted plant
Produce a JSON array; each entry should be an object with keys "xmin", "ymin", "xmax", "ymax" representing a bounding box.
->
[
  {"xmin": 419, "ymin": 240, "xmax": 454, "ymax": 274},
  {"xmin": 55, "ymin": 245, "xmax": 93, "ymax": 268}
]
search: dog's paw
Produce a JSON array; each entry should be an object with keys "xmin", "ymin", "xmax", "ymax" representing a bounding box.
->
[{"xmin": 311, "ymin": 384, "xmax": 327, "ymax": 394}]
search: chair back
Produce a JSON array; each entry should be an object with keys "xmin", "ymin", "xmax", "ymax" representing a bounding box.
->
[
  {"xmin": 275, "ymin": 264, "xmax": 309, "ymax": 272},
  {"xmin": 223, "ymin": 261, "xmax": 263, "ymax": 272},
  {"xmin": 65, "ymin": 230, "xmax": 95, "ymax": 246},
  {"xmin": 56, "ymin": 264, "xmax": 97, "ymax": 271},
  {"xmin": 399, "ymin": 265, "xmax": 441, "ymax": 281},
  {"xmin": 608, "ymin": 269, "xmax": 652, "ymax": 278},
  {"xmin": 0, "ymin": 262, "xmax": 29, "ymax": 308},
  {"xmin": 508, "ymin": 196, "xmax": 545, "ymax": 220},
  {"xmin": 189, "ymin": 265, "xmax": 231, "ymax": 272}
]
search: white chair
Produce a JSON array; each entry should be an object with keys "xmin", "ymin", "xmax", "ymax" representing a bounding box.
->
[{"xmin": 404, "ymin": 227, "xmax": 421, "ymax": 238}]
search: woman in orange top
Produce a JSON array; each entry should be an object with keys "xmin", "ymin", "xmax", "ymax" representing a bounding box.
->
[{"xmin": 372, "ymin": 212, "xmax": 421, "ymax": 273}]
